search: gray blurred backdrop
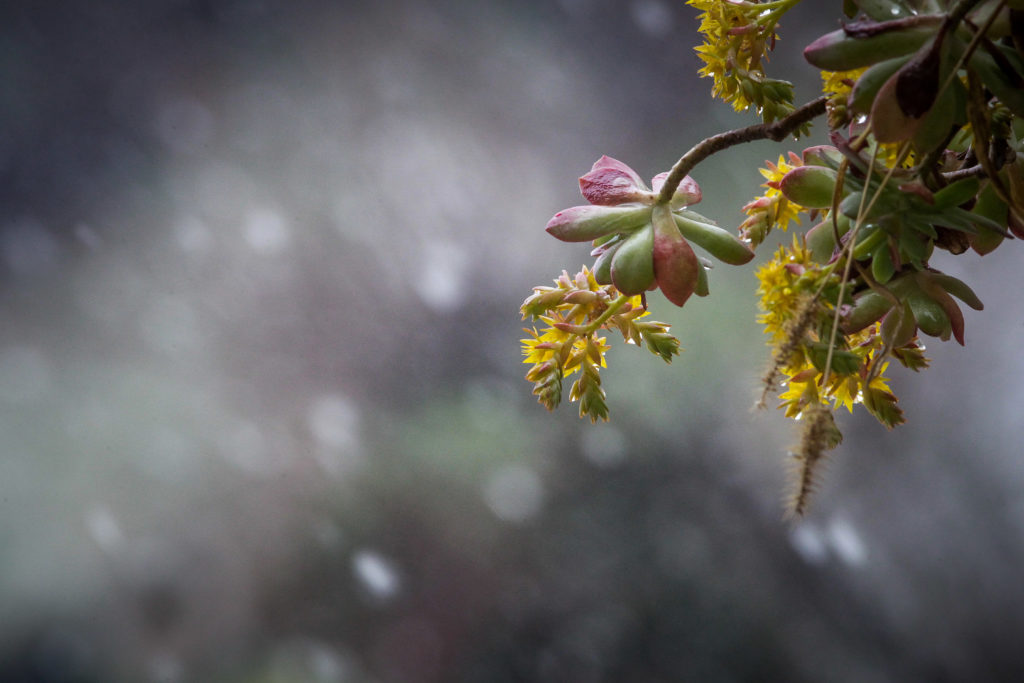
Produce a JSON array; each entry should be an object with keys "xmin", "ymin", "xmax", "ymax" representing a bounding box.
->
[{"xmin": 3, "ymin": 1, "xmax": 1024, "ymax": 681}]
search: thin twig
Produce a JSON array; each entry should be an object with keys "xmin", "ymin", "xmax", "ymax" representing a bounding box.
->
[
  {"xmin": 942, "ymin": 164, "xmax": 988, "ymax": 182},
  {"xmin": 656, "ymin": 97, "xmax": 828, "ymax": 205}
]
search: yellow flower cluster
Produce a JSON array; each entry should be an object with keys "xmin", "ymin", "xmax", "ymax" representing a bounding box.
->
[
  {"xmin": 520, "ymin": 268, "xmax": 681, "ymax": 422},
  {"xmin": 755, "ymin": 239, "xmax": 903, "ymax": 426},
  {"xmin": 754, "ymin": 236, "xmax": 815, "ymax": 342},
  {"xmin": 688, "ymin": 0, "xmax": 802, "ymax": 121},
  {"xmin": 776, "ymin": 326, "xmax": 896, "ymax": 417},
  {"xmin": 691, "ymin": 0, "xmax": 761, "ymax": 111},
  {"xmin": 739, "ymin": 153, "xmax": 804, "ymax": 246}
]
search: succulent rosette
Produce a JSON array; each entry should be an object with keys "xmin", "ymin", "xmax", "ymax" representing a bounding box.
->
[{"xmin": 545, "ymin": 156, "xmax": 754, "ymax": 307}]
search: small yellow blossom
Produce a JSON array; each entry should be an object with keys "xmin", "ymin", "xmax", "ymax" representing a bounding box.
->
[
  {"xmin": 821, "ymin": 68, "xmax": 865, "ymax": 99},
  {"xmin": 739, "ymin": 154, "xmax": 806, "ymax": 244}
]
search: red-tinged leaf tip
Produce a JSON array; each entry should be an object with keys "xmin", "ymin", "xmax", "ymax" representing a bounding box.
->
[
  {"xmin": 934, "ymin": 289, "xmax": 965, "ymax": 345},
  {"xmin": 579, "ymin": 156, "xmax": 649, "ymax": 206},
  {"xmin": 1009, "ymin": 212, "xmax": 1024, "ymax": 240},
  {"xmin": 545, "ymin": 205, "xmax": 641, "ymax": 242},
  {"xmin": 651, "ymin": 172, "xmax": 702, "ymax": 207},
  {"xmin": 778, "ymin": 166, "xmax": 839, "ymax": 209},
  {"xmin": 898, "ymin": 182, "xmax": 934, "ymax": 204},
  {"xmin": 802, "ymin": 145, "xmax": 842, "ymax": 167},
  {"xmin": 651, "ymin": 205, "xmax": 698, "ymax": 307}
]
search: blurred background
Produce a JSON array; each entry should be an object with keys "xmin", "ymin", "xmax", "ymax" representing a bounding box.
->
[{"xmin": 3, "ymin": 0, "xmax": 1024, "ymax": 681}]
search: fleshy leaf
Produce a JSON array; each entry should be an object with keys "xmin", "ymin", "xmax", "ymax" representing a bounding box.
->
[
  {"xmin": 919, "ymin": 277, "xmax": 966, "ymax": 345},
  {"xmin": 579, "ymin": 156, "xmax": 651, "ymax": 206},
  {"xmin": 545, "ymin": 205, "xmax": 652, "ymax": 242},
  {"xmin": 894, "ymin": 35, "xmax": 943, "ymax": 119},
  {"xmin": 778, "ymin": 165, "xmax": 840, "ymax": 209},
  {"xmin": 870, "ymin": 69, "xmax": 924, "ymax": 142},
  {"xmin": 651, "ymin": 172, "xmax": 702, "ymax": 208},
  {"xmin": 651, "ymin": 205, "xmax": 699, "ymax": 307},
  {"xmin": 610, "ymin": 224, "xmax": 656, "ymax": 295}
]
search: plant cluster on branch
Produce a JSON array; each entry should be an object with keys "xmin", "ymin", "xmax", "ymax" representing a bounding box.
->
[{"xmin": 520, "ymin": 0, "xmax": 1024, "ymax": 516}]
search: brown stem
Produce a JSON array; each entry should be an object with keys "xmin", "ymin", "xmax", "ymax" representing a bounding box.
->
[{"xmin": 656, "ymin": 97, "xmax": 828, "ymax": 205}]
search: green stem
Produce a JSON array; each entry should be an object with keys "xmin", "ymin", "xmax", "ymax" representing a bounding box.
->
[
  {"xmin": 580, "ymin": 294, "xmax": 631, "ymax": 334},
  {"xmin": 820, "ymin": 140, "xmax": 911, "ymax": 391}
]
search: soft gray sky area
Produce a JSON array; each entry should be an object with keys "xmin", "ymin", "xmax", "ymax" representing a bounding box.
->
[{"xmin": 3, "ymin": 1, "xmax": 1024, "ymax": 681}]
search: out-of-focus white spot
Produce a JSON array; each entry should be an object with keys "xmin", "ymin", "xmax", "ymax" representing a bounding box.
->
[
  {"xmin": 417, "ymin": 241, "xmax": 468, "ymax": 313},
  {"xmin": 308, "ymin": 394, "xmax": 360, "ymax": 450},
  {"xmin": 86, "ymin": 505, "xmax": 124, "ymax": 551},
  {"xmin": 243, "ymin": 207, "xmax": 291, "ymax": 254},
  {"xmin": 73, "ymin": 224, "xmax": 102, "ymax": 250},
  {"xmin": 0, "ymin": 346, "xmax": 52, "ymax": 404},
  {"xmin": 217, "ymin": 420, "xmax": 280, "ymax": 477},
  {"xmin": 0, "ymin": 219, "xmax": 60, "ymax": 276},
  {"xmin": 174, "ymin": 215, "xmax": 214, "ymax": 254},
  {"xmin": 309, "ymin": 395, "xmax": 366, "ymax": 477},
  {"xmin": 307, "ymin": 642, "xmax": 347, "ymax": 682},
  {"xmin": 580, "ymin": 425, "xmax": 628, "ymax": 468},
  {"xmin": 268, "ymin": 638, "xmax": 351, "ymax": 683},
  {"xmin": 156, "ymin": 98, "xmax": 214, "ymax": 155},
  {"xmin": 789, "ymin": 523, "xmax": 829, "ymax": 566},
  {"xmin": 138, "ymin": 296, "xmax": 201, "ymax": 355},
  {"xmin": 827, "ymin": 516, "xmax": 868, "ymax": 567},
  {"xmin": 483, "ymin": 464, "xmax": 545, "ymax": 524},
  {"xmin": 148, "ymin": 652, "xmax": 184, "ymax": 683},
  {"xmin": 352, "ymin": 549, "xmax": 401, "ymax": 601},
  {"xmin": 630, "ymin": 0, "xmax": 673, "ymax": 38}
]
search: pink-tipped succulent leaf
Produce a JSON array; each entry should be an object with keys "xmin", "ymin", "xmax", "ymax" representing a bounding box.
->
[
  {"xmin": 579, "ymin": 156, "xmax": 651, "ymax": 206},
  {"xmin": 651, "ymin": 172, "xmax": 702, "ymax": 208},
  {"xmin": 651, "ymin": 205, "xmax": 699, "ymax": 307}
]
